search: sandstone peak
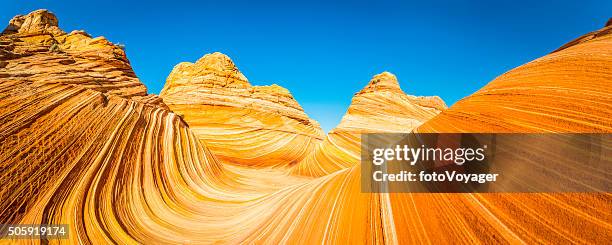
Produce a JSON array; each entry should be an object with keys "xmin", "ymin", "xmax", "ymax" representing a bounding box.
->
[
  {"xmin": 195, "ymin": 52, "xmax": 240, "ymax": 72},
  {"xmin": 606, "ymin": 18, "xmax": 612, "ymax": 27},
  {"xmin": 292, "ymin": 72, "xmax": 446, "ymax": 176},
  {"xmin": 159, "ymin": 52, "xmax": 324, "ymax": 166},
  {"xmin": 359, "ymin": 71, "xmax": 403, "ymax": 94},
  {"xmin": 3, "ymin": 9, "xmax": 62, "ymax": 35},
  {"xmin": 2, "ymin": 10, "xmax": 127, "ymax": 58},
  {"xmin": 0, "ymin": 9, "xmax": 166, "ymax": 109},
  {"xmin": 164, "ymin": 52, "xmax": 295, "ymax": 98},
  {"xmin": 162, "ymin": 52, "xmax": 250, "ymax": 92},
  {"xmin": 334, "ymin": 71, "xmax": 446, "ymax": 133},
  {"xmin": 411, "ymin": 95, "xmax": 448, "ymax": 111},
  {"xmin": 160, "ymin": 52, "xmax": 313, "ymax": 117}
]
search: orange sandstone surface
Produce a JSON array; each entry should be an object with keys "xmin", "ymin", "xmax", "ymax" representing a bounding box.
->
[
  {"xmin": 0, "ymin": 9, "xmax": 610, "ymax": 244},
  {"xmin": 417, "ymin": 22, "xmax": 612, "ymax": 133},
  {"xmin": 402, "ymin": 18, "xmax": 612, "ymax": 245},
  {"xmin": 159, "ymin": 52, "xmax": 324, "ymax": 167},
  {"xmin": 291, "ymin": 72, "xmax": 446, "ymax": 176}
]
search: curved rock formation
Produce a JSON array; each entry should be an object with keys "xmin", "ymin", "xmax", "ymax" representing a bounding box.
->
[
  {"xmin": 159, "ymin": 52, "xmax": 324, "ymax": 167},
  {"xmin": 1, "ymin": 9, "xmax": 611, "ymax": 244},
  {"xmin": 553, "ymin": 19, "xmax": 612, "ymax": 54},
  {"xmin": 291, "ymin": 72, "xmax": 446, "ymax": 176},
  {"xmin": 407, "ymin": 20, "xmax": 612, "ymax": 244},
  {"xmin": 417, "ymin": 21, "xmax": 612, "ymax": 133}
]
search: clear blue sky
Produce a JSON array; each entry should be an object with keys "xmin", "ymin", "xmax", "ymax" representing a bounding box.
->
[{"xmin": 3, "ymin": 1, "xmax": 611, "ymax": 132}]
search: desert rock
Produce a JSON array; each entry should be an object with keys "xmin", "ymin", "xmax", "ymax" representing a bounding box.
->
[
  {"xmin": 0, "ymin": 9, "xmax": 610, "ymax": 244},
  {"xmin": 160, "ymin": 52, "xmax": 324, "ymax": 167},
  {"xmin": 291, "ymin": 71, "xmax": 446, "ymax": 176},
  {"xmin": 0, "ymin": 9, "xmax": 167, "ymax": 108}
]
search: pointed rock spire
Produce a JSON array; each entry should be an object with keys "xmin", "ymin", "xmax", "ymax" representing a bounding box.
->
[{"xmin": 358, "ymin": 71, "xmax": 403, "ymax": 94}]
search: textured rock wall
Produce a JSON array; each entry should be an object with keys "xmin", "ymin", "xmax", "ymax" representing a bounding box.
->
[
  {"xmin": 0, "ymin": 9, "xmax": 167, "ymax": 108},
  {"xmin": 406, "ymin": 20, "xmax": 612, "ymax": 244},
  {"xmin": 160, "ymin": 52, "xmax": 324, "ymax": 167},
  {"xmin": 291, "ymin": 72, "xmax": 446, "ymax": 176}
]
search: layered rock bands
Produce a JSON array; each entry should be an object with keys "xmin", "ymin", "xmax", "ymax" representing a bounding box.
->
[{"xmin": 1, "ymin": 9, "xmax": 610, "ymax": 244}]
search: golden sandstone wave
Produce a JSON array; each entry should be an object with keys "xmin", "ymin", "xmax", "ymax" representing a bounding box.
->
[
  {"xmin": 291, "ymin": 72, "xmax": 446, "ymax": 176},
  {"xmin": 0, "ymin": 9, "xmax": 610, "ymax": 244},
  {"xmin": 159, "ymin": 52, "xmax": 324, "ymax": 167}
]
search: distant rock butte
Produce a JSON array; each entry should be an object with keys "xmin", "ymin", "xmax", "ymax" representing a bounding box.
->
[
  {"xmin": 291, "ymin": 71, "xmax": 447, "ymax": 176},
  {"xmin": 160, "ymin": 52, "xmax": 324, "ymax": 167},
  {"xmin": 0, "ymin": 9, "xmax": 166, "ymax": 108}
]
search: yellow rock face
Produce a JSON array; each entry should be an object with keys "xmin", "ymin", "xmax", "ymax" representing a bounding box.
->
[
  {"xmin": 292, "ymin": 72, "xmax": 447, "ymax": 176},
  {"xmin": 160, "ymin": 52, "xmax": 324, "ymax": 167},
  {"xmin": 1, "ymin": 9, "xmax": 611, "ymax": 244}
]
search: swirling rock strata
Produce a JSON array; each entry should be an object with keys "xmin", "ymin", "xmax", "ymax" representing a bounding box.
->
[
  {"xmin": 159, "ymin": 52, "xmax": 324, "ymax": 167},
  {"xmin": 417, "ymin": 22, "xmax": 612, "ymax": 133},
  {"xmin": 407, "ymin": 20, "xmax": 612, "ymax": 244},
  {"xmin": 291, "ymin": 72, "xmax": 446, "ymax": 176},
  {"xmin": 1, "ymin": 9, "xmax": 611, "ymax": 244}
]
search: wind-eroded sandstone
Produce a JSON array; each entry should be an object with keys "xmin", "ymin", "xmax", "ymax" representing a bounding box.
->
[
  {"xmin": 0, "ymin": 9, "xmax": 610, "ymax": 244},
  {"xmin": 407, "ymin": 20, "xmax": 612, "ymax": 244},
  {"xmin": 291, "ymin": 72, "xmax": 447, "ymax": 176},
  {"xmin": 160, "ymin": 52, "xmax": 324, "ymax": 167},
  {"xmin": 417, "ymin": 22, "xmax": 612, "ymax": 133},
  {"xmin": 0, "ymin": 9, "xmax": 166, "ymax": 108}
]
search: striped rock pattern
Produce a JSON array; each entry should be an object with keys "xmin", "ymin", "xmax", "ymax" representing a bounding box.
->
[
  {"xmin": 408, "ymin": 20, "xmax": 612, "ymax": 243},
  {"xmin": 1, "ymin": 9, "xmax": 611, "ymax": 244},
  {"xmin": 417, "ymin": 23, "xmax": 612, "ymax": 133},
  {"xmin": 291, "ymin": 72, "xmax": 446, "ymax": 176},
  {"xmin": 159, "ymin": 53, "xmax": 324, "ymax": 167}
]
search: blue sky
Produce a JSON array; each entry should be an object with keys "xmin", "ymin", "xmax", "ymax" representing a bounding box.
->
[{"xmin": 3, "ymin": 1, "xmax": 611, "ymax": 132}]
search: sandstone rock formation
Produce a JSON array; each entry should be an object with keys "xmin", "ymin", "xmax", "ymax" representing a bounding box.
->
[
  {"xmin": 417, "ymin": 21, "xmax": 612, "ymax": 133},
  {"xmin": 1, "ymin": 9, "xmax": 611, "ymax": 244},
  {"xmin": 291, "ymin": 72, "xmax": 446, "ymax": 176},
  {"xmin": 159, "ymin": 52, "xmax": 324, "ymax": 167},
  {"xmin": 553, "ymin": 19, "xmax": 612, "ymax": 54},
  {"xmin": 0, "ymin": 9, "xmax": 166, "ymax": 108},
  {"xmin": 407, "ymin": 18, "xmax": 612, "ymax": 244}
]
